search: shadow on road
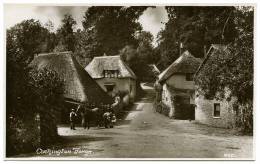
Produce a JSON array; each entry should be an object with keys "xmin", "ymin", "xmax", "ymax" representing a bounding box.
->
[{"xmin": 56, "ymin": 135, "xmax": 112, "ymax": 146}]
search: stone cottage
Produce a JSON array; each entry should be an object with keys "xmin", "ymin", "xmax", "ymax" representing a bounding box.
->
[
  {"xmin": 85, "ymin": 55, "xmax": 137, "ymax": 104},
  {"xmin": 194, "ymin": 44, "xmax": 236, "ymax": 128},
  {"xmin": 158, "ymin": 50, "xmax": 202, "ymax": 119},
  {"xmin": 32, "ymin": 51, "xmax": 113, "ymax": 122}
]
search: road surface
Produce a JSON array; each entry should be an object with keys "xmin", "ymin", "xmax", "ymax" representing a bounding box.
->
[{"xmin": 22, "ymin": 83, "xmax": 253, "ymax": 159}]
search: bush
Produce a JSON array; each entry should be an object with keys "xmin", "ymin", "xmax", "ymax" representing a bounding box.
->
[
  {"xmin": 6, "ymin": 68, "xmax": 64, "ymax": 156},
  {"xmin": 6, "ymin": 114, "xmax": 40, "ymax": 156},
  {"xmin": 154, "ymin": 101, "xmax": 170, "ymax": 117},
  {"xmin": 234, "ymin": 100, "xmax": 253, "ymax": 135}
]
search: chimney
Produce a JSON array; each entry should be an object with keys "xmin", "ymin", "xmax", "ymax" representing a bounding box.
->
[
  {"xmin": 203, "ymin": 45, "xmax": 207, "ymax": 58},
  {"xmin": 179, "ymin": 42, "xmax": 183, "ymax": 56}
]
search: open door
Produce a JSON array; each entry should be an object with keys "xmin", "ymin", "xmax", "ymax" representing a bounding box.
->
[{"xmin": 189, "ymin": 104, "xmax": 195, "ymax": 120}]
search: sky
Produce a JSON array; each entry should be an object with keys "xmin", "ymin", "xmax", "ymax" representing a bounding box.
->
[{"xmin": 4, "ymin": 5, "xmax": 168, "ymax": 45}]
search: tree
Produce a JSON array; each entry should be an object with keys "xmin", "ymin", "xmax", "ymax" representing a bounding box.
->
[
  {"xmin": 6, "ymin": 19, "xmax": 48, "ymax": 117},
  {"xmin": 136, "ymin": 31, "xmax": 157, "ymax": 64},
  {"xmin": 42, "ymin": 20, "xmax": 58, "ymax": 53},
  {"xmin": 81, "ymin": 6, "xmax": 148, "ymax": 56},
  {"xmin": 195, "ymin": 7, "xmax": 253, "ymax": 134},
  {"xmin": 74, "ymin": 29, "xmax": 103, "ymax": 67},
  {"xmin": 157, "ymin": 6, "xmax": 237, "ymax": 70},
  {"xmin": 56, "ymin": 14, "xmax": 76, "ymax": 52},
  {"xmin": 6, "ymin": 19, "xmax": 65, "ymax": 155},
  {"xmin": 119, "ymin": 31, "xmax": 157, "ymax": 82}
]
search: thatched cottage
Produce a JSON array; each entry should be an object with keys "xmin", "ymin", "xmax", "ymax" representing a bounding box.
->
[
  {"xmin": 32, "ymin": 52, "xmax": 113, "ymax": 121},
  {"xmin": 194, "ymin": 44, "xmax": 236, "ymax": 128},
  {"xmin": 158, "ymin": 51, "xmax": 202, "ymax": 119},
  {"xmin": 85, "ymin": 55, "xmax": 137, "ymax": 104}
]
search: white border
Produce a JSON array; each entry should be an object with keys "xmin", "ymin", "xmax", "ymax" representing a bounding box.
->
[{"xmin": 1, "ymin": 0, "xmax": 259, "ymax": 163}]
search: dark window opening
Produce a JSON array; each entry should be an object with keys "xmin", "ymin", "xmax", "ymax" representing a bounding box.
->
[
  {"xmin": 130, "ymin": 84, "xmax": 132, "ymax": 93},
  {"xmin": 103, "ymin": 70, "xmax": 119, "ymax": 78},
  {"xmin": 213, "ymin": 103, "xmax": 220, "ymax": 117},
  {"xmin": 186, "ymin": 73, "xmax": 194, "ymax": 81},
  {"xmin": 104, "ymin": 84, "xmax": 114, "ymax": 92}
]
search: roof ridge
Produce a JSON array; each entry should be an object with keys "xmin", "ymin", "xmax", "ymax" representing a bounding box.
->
[
  {"xmin": 37, "ymin": 51, "xmax": 72, "ymax": 57},
  {"xmin": 93, "ymin": 55, "xmax": 120, "ymax": 59}
]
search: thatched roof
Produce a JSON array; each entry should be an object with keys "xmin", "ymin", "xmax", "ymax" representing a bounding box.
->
[
  {"xmin": 158, "ymin": 51, "xmax": 202, "ymax": 83},
  {"xmin": 85, "ymin": 55, "xmax": 137, "ymax": 79},
  {"xmin": 148, "ymin": 64, "xmax": 161, "ymax": 75},
  {"xmin": 195, "ymin": 44, "xmax": 228, "ymax": 76},
  {"xmin": 31, "ymin": 51, "xmax": 113, "ymax": 104}
]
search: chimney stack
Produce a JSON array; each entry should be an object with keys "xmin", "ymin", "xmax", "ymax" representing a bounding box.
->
[
  {"xmin": 179, "ymin": 42, "xmax": 183, "ymax": 56},
  {"xmin": 203, "ymin": 45, "xmax": 207, "ymax": 58}
]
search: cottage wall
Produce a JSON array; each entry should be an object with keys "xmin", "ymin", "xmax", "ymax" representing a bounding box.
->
[
  {"xmin": 95, "ymin": 78, "xmax": 136, "ymax": 103},
  {"xmin": 166, "ymin": 74, "xmax": 195, "ymax": 90},
  {"xmin": 162, "ymin": 74, "xmax": 196, "ymax": 118},
  {"xmin": 195, "ymin": 92, "xmax": 236, "ymax": 128},
  {"xmin": 161, "ymin": 84, "xmax": 174, "ymax": 117}
]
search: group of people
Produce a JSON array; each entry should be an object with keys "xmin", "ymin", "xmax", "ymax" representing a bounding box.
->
[{"xmin": 69, "ymin": 103, "xmax": 117, "ymax": 130}]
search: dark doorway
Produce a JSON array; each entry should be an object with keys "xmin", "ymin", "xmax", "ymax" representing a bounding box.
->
[
  {"xmin": 173, "ymin": 96, "xmax": 195, "ymax": 120},
  {"xmin": 104, "ymin": 83, "xmax": 115, "ymax": 97},
  {"xmin": 189, "ymin": 104, "xmax": 195, "ymax": 120}
]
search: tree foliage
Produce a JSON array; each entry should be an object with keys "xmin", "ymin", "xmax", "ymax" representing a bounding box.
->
[
  {"xmin": 195, "ymin": 7, "xmax": 253, "ymax": 104},
  {"xmin": 7, "ymin": 19, "xmax": 49, "ymax": 117},
  {"xmin": 157, "ymin": 6, "xmax": 237, "ymax": 69},
  {"xmin": 81, "ymin": 6, "xmax": 147, "ymax": 57},
  {"xmin": 119, "ymin": 31, "xmax": 158, "ymax": 82},
  {"xmin": 195, "ymin": 7, "xmax": 253, "ymax": 133},
  {"xmin": 6, "ymin": 19, "xmax": 65, "ymax": 155},
  {"xmin": 55, "ymin": 14, "xmax": 76, "ymax": 52}
]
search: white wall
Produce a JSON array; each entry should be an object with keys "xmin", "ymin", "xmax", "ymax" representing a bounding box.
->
[
  {"xmin": 161, "ymin": 84, "xmax": 174, "ymax": 117},
  {"xmin": 166, "ymin": 74, "xmax": 195, "ymax": 90},
  {"xmin": 161, "ymin": 74, "xmax": 196, "ymax": 118},
  {"xmin": 95, "ymin": 78, "xmax": 136, "ymax": 103}
]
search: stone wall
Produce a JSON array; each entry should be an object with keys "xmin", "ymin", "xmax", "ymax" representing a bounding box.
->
[{"xmin": 195, "ymin": 93, "xmax": 236, "ymax": 128}]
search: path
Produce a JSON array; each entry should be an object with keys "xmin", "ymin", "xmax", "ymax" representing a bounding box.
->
[{"xmin": 21, "ymin": 83, "xmax": 253, "ymax": 159}]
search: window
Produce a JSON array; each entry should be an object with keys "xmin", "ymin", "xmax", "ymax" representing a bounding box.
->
[
  {"xmin": 103, "ymin": 70, "xmax": 119, "ymax": 78},
  {"xmin": 104, "ymin": 84, "xmax": 115, "ymax": 92},
  {"xmin": 213, "ymin": 103, "xmax": 220, "ymax": 118},
  {"xmin": 186, "ymin": 73, "xmax": 194, "ymax": 81}
]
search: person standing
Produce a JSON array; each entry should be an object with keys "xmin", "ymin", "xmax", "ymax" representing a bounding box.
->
[
  {"xmin": 70, "ymin": 108, "xmax": 77, "ymax": 130},
  {"xmin": 77, "ymin": 105, "xmax": 86, "ymax": 129},
  {"xmin": 110, "ymin": 112, "xmax": 117, "ymax": 128},
  {"xmin": 84, "ymin": 103, "xmax": 91, "ymax": 130}
]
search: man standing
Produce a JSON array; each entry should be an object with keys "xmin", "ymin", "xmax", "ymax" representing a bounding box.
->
[
  {"xmin": 77, "ymin": 105, "xmax": 86, "ymax": 129},
  {"xmin": 70, "ymin": 108, "xmax": 77, "ymax": 130}
]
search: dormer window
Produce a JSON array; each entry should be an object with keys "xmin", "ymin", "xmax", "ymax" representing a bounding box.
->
[
  {"xmin": 186, "ymin": 73, "xmax": 194, "ymax": 81},
  {"xmin": 103, "ymin": 70, "xmax": 119, "ymax": 78}
]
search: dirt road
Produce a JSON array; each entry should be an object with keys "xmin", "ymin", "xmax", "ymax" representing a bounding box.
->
[{"xmin": 23, "ymin": 83, "xmax": 253, "ymax": 159}]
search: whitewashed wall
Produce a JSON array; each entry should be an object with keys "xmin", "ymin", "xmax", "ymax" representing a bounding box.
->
[
  {"xmin": 166, "ymin": 74, "xmax": 194, "ymax": 90},
  {"xmin": 95, "ymin": 78, "xmax": 136, "ymax": 103}
]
